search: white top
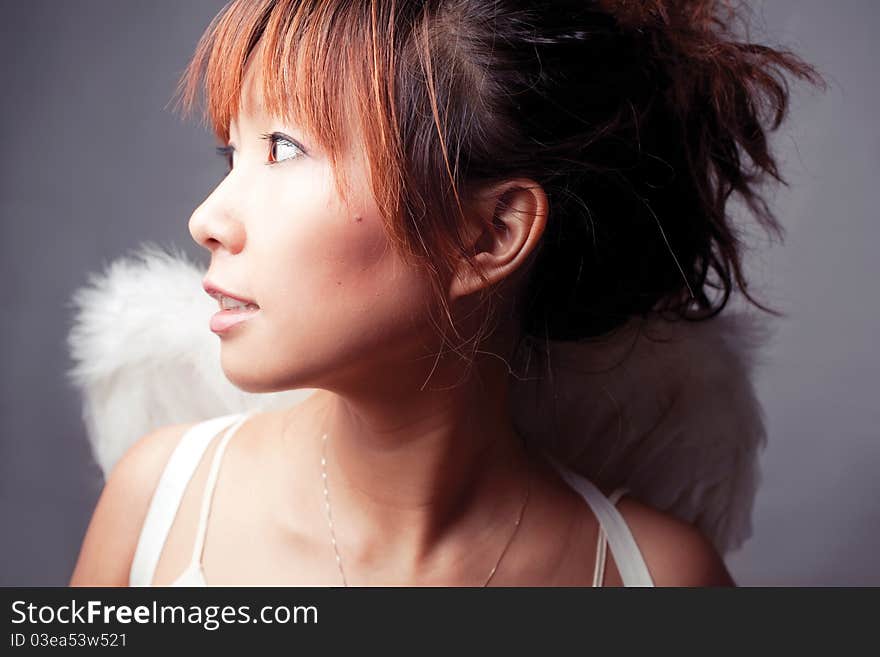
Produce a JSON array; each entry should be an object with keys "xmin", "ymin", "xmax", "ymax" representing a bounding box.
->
[{"xmin": 129, "ymin": 412, "xmax": 654, "ymax": 587}]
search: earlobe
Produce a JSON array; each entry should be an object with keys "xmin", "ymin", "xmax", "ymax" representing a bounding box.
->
[{"xmin": 447, "ymin": 180, "xmax": 548, "ymax": 303}]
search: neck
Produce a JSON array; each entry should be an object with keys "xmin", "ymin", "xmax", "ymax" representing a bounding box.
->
[{"xmin": 288, "ymin": 346, "xmax": 537, "ymax": 582}]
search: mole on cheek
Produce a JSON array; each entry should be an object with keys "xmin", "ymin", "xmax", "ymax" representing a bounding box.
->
[{"xmin": 353, "ymin": 215, "xmax": 363, "ymax": 223}]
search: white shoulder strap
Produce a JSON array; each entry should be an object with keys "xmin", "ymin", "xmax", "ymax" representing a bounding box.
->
[
  {"xmin": 545, "ymin": 454, "xmax": 655, "ymax": 587},
  {"xmin": 128, "ymin": 414, "xmax": 245, "ymax": 586},
  {"xmin": 592, "ymin": 486, "xmax": 629, "ymax": 586}
]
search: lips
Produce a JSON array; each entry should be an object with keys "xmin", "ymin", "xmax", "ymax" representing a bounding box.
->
[
  {"xmin": 202, "ymin": 279, "xmax": 259, "ymax": 307},
  {"xmin": 210, "ymin": 305, "xmax": 259, "ymax": 333}
]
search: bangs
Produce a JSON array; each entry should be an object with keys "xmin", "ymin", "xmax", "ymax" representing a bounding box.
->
[{"xmin": 171, "ymin": 0, "xmax": 398, "ymax": 212}]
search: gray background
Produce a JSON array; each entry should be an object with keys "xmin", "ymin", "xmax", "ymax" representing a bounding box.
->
[{"xmin": 1, "ymin": 0, "xmax": 876, "ymax": 586}]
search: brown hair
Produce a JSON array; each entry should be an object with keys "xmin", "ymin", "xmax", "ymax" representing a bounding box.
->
[{"xmin": 172, "ymin": 0, "xmax": 823, "ymax": 366}]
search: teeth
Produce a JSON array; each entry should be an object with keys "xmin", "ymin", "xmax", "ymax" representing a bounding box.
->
[{"xmin": 219, "ymin": 295, "xmax": 258, "ymax": 311}]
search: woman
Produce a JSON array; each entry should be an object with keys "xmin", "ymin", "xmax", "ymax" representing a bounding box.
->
[{"xmin": 70, "ymin": 0, "xmax": 820, "ymax": 586}]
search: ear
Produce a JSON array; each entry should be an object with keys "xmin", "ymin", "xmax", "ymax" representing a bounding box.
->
[{"xmin": 448, "ymin": 179, "xmax": 548, "ymax": 303}]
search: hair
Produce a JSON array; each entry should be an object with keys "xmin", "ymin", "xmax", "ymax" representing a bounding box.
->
[{"xmin": 172, "ymin": 0, "xmax": 823, "ymax": 372}]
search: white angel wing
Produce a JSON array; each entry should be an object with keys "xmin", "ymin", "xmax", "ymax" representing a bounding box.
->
[
  {"xmin": 66, "ymin": 242, "xmax": 771, "ymax": 554},
  {"xmin": 510, "ymin": 309, "xmax": 773, "ymax": 554}
]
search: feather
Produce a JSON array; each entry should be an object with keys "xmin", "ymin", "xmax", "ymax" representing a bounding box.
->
[
  {"xmin": 66, "ymin": 242, "xmax": 771, "ymax": 554},
  {"xmin": 510, "ymin": 309, "xmax": 773, "ymax": 553}
]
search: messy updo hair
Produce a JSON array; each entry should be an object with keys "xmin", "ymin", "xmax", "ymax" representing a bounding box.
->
[{"xmin": 174, "ymin": 0, "xmax": 822, "ymax": 356}]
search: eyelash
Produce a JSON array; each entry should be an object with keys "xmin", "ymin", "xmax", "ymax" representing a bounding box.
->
[{"xmin": 215, "ymin": 132, "xmax": 306, "ymax": 172}]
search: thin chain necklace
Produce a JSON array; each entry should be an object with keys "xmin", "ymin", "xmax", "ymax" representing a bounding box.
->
[{"xmin": 320, "ymin": 432, "xmax": 531, "ymax": 587}]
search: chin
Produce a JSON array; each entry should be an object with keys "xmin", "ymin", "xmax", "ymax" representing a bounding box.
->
[
  {"xmin": 218, "ymin": 352, "xmax": 281, "ymax": 392},
  {"xmin": 226, "ymin": 375, "xmax": 277, "ymax": 394},
  {"xmin": 221, "ymin": 355, "xmax": 320, "ymax": 396}
]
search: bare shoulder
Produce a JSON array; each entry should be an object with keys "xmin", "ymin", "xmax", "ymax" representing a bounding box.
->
[
  {"xmin": 613, "ymin": 495, "xmax": 736, "ymax": 587},
  {"xmin": 69, "ymin": 421, "xmax": 198, "ymax": 586}
]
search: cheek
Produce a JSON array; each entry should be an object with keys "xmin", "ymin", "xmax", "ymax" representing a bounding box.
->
[
  {"xmin": 264, "ymin": 193, "xmax": 431, "ymax": 347},
  {"xmin": 308, "ymin": 217, "xmax": 391, "ymax": 307}
]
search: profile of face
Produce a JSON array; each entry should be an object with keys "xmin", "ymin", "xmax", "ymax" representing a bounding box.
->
[{"xmin": 188, "ymin": 49, "xmax": 438, "ymax": 396}]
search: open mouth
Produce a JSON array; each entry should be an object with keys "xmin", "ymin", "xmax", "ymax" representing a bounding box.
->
[{"xmin": 218, "ymin": 299, "xmax": 260, "ymax": 311}]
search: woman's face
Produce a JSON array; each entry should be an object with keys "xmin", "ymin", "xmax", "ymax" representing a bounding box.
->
[{"xmin": 188, "ymin": 57, "xmax": 436, "ymax": 394}]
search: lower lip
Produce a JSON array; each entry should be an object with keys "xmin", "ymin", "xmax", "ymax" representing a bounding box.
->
[{"xmin": 210, "ymin": 306, "xmax": 260, "ymax": 333}]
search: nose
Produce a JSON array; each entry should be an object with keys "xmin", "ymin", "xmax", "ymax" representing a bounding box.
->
[{"xmin": 188, "ymin": 184, "xmax": 246, "ymax": 255}]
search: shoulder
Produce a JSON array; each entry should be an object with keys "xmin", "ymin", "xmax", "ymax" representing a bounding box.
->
[
  {"xmin": 109, "ymin": 422, "xmax": 200, "ymax": 495},
  {"xmin": 69, "ymin": 421, "xmax": 198, "ymax": 586},
  {"xmin": 614, "ymin": 494, "xmax": 736, "ymax": 587}
]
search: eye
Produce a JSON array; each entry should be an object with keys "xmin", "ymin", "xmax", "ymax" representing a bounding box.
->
[
  {"xmin": 215, "ymin": 145, "xmax": 234, "ymax": 173},
  {"xmin": 214, "ymin": 132, "xmax": 306, "ymax": 176},
  {"xmin": 261, "ymin": 132, "xmax": 306, "ymax": 165}
]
